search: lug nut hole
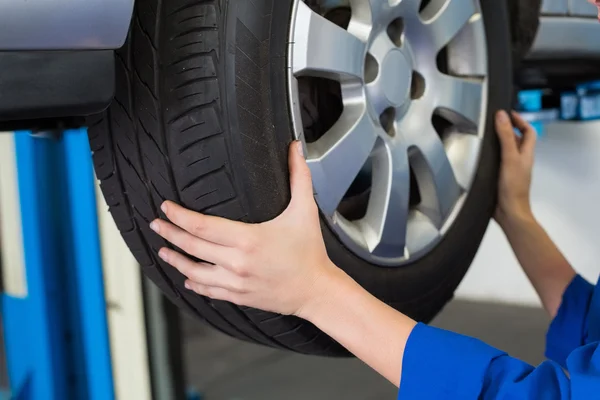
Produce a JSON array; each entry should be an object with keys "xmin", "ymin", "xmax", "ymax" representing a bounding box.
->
[
  {"xmin": 411, "ymin": 71, "xmax": 426, "ymax": 100},
  {"xmin": 365, "ymin": 53, "xmax": 379, "ymax": 84},
  {"xmin": 380, "ymin": 107, "xmax": 396, "ymax": 137},
  {"xmin": 387, "ymin": 18, "xmax": 405, "ymax": 47}
]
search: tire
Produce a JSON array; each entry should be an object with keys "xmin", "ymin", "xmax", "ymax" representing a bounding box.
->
[{"xmin": 88, "ymin": 0, "xmax": 512, "ymax": 356}]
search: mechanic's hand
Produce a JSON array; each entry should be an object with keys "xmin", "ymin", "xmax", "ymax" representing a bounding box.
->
[
  {"xmin": 149, "ymin": 142, "xmax": 339, "ymax": 316},
  {"xmin": 494, "ymin": 110, "xmax": 537, "ymax": 227}
]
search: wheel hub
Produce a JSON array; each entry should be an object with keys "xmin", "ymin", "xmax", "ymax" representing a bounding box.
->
[
  {"xmin": 379, "ymin": 49, "xmax": 412, "ymax": 107},
  {"xmin": 288, "ymin": 0, "xmax": 489, "ymax": 266}
]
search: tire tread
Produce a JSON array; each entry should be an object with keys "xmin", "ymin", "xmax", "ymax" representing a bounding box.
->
[{"xmin": 90, "ymin": 0, "xmax": 338, "ymax": 354}]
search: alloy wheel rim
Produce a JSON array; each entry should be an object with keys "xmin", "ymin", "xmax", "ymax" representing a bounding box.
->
[{"xmin": 288, "ymin": 0, "xmax": 489, "ymax": 266}]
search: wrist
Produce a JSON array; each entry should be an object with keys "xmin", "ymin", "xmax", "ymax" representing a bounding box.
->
[
  {"xmin": 496, "ymin": 206, "xmax": 536, "ymax": 232},
  {"xmin": 295, "ymin": 262, "xmax": 357, "ymax": 322}
]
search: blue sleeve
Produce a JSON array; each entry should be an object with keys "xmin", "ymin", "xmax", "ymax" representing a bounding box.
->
[
  {"xmin": 546, "ymin": 275, "xmax": 595, "ymax": 367},
  {"xmin": 398, "ymin": 324, "xmax": 600, "ymax": 400}
]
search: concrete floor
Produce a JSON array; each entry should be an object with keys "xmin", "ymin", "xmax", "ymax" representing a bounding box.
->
[{"xmin": 183, "ymin": 299, "xmax": 550, "ymax": 400}]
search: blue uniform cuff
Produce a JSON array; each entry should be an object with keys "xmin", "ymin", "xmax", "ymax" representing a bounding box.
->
[
  {"xmin": 399, "ymin": 323, "xmax": 505, "ymax": 400},
  {"xmin": 546, "ymin": 275, "xmax": 594, "ymax": 367}
]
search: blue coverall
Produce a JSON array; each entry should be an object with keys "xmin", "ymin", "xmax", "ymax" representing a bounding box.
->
[{"xmin": 399, "ymin": 275, "xmax": 600, "ymax": 399}]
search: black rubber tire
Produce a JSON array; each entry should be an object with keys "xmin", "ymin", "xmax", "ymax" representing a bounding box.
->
[{"xmin": 88, "ymin": 0, "xmax": 512, "ymax": 356}]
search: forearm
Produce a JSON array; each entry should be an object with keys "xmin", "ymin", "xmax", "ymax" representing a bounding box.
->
[
  {"xmin": 299, "ymin": 266, "xmax": 417, "ymax": 387},
  {"xmin": 499, "ymin": 213, "xmax": 576, "ymax": 317}
]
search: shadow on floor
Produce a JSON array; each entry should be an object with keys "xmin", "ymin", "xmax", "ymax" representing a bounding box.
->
[{"xmin": 183, "ymin": 300, "xmax": 550, "ymax": 400}]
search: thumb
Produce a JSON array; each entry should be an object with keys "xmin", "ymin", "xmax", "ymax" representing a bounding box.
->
[
  {"xmin": 288, "ymin": 141, "xmax": 314, "ymax": 206},
  {"xmin": 511, "ymin": 111, "xmax": 537, "ymax": 155}
]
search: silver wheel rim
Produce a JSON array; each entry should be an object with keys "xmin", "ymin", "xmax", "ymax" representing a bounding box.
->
[{"xmin": 288, "ymin": 0, "xmax": 488, "ymax": 266}]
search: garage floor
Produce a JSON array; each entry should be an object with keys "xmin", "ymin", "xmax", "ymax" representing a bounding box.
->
[{"xmin": 183, "ymin": 299, "xmax": 550, "ymax": 400}]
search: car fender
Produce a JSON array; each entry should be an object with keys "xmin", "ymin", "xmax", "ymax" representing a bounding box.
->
[{"xmin": 0, "ymin": 0, "xmax": 134, "ymax": 50}]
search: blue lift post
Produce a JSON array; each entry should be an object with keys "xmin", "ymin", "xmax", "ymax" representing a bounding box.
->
[{"xmin": 1, "ymin": 130, "xmax": 114, "ymax": 400}]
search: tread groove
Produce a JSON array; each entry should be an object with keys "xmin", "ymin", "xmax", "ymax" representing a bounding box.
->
[
  {"xmin": 195, "ymin": 188, "xmax": 217, "ymax": 201},
  {"xmin": 133, "ymin": 68, "xmax": 159, "ymax": 101},
  {"xmin": 167, "ymin": 100, "xmax": 218, "ymax": 125},
  {"xmin": 167, "ymin": 1, "xmax": 208, "ymax": 17},
  {"xmin": 172, "ymin": 26, "xmax": 218, "ymax": 41},
  {"xmin": 260, "ymin": 314, "xmax": 285, "ymax": 324},
  {"xmin": 167, "ymin": 50, "xmax": 209, "ymax": 68},
  {"xmin": 187, "ymin": 155, "xmax": 210, "ymax": 167},
  {"xmin": 178, "ymin": 129, "xmax": 222, "ymax": 154},
  {"xmin": 175, "ymin": 76, "xmax": 217, "ymax": 89},
  {"xmin": 176, "ymin": 41, "xmax": 205, "ymax": 51},
  {"xmin": 136, "ymin": 15, "xmax": 158, "ymax": 51},
  {"xmin": 138, "ymin": 117, "xmax": 167, "ymax": 158},
  {"xmin": 181, "ymin": 166, "xmax": 225, "ymax": 192},
  {"xmin": 180, "ymin": 120, "xmax": 207, "ymax": 133},
  {"xmin": 179, "ymin": 14, "xmax": 209, "ymax": 24},
  {"xmin": 200, "ymin": 197, "xmax": 239, "ymax": 213}
]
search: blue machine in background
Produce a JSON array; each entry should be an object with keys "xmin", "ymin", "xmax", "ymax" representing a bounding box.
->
[
  {"xmin": 1, "ymin": 131, "xmax": 113, "ymax": 400},
  {"xmin": 518, "ymin": 80, "xmax": 600, "ymax": 136}
]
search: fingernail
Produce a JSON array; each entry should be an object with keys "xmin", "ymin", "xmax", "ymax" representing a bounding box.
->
[
  {"xmin": 496, "ymin": 110, "xmax": 509, "ymax": 124},
  {"xmin": 158, "ymin": 248, "xmax": 168, "ymax": 261},
  {"xmin": 296, "ymin": 141, "xmax": 304, "ymax": 158},
  {"xmin": 184, "ymin": 281, "xmax": 192, "ymax": 290},
  {"xmin": 161, "ymin": 202, "xmax": 168, "ymax": 214},
  {"xmin": 150, "ymin": 221, "xmax": 160, "ymax": 233}
]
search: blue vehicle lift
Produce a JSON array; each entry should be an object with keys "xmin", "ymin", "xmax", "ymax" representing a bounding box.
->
[
  {"xmin": 0, "ymin": 129, "xmax": 192, "ymax": 400},
  {"xmin": 1, "ymin": 130, "xmax": 114, "ymax": 400}
]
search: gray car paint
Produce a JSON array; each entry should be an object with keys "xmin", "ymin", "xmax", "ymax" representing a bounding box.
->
[
  {"xmin": 569, "ymin": 0, "xmax": 599, "ymax": 16},
  {"xmin": 0, "ymin": 0, "xmax": 134, "ymax": 50},
  {"xmin": 0, "ymin": 0, "xmax": 598, "ymax": 54},
  {"xmin": 541, "ymin": 0, "xmax": 598, "ymax": 16},
  {"xmin": 542, "ymin": 0, "xmax": 570, "ymax": 14},
  {"xmin": 529, "ymin": 0, "xmax": 600, "ymax": 58}
]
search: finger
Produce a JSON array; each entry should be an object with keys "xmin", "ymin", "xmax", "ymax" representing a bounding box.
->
[
  {"xmin": 288, "ymin": 141, "xmax": 315, "ymax": 206},
  {"xmin": 511, "ymin": 111, "xmax": 537, "ymax": 154},
  {"xmin": 184, "ymin": 280, "xmax": 238, "ymax": 303},
  {"xmin": 588, "ymin": 0, "xmax": 600, "ymax": 19},
  {"xmin": 495, "ymin": 110, "xmax": 518, "ymax": 158},
  {"xmin": 158, "ymin": 248, "xmax": 246, "ymax": 292},
  {"xmin": 160, "ymin": 201, "xmax": 248, "ymax": 246},
  {"xmin": 150, "ymin": 219, "xmax": 231, "ymax": 266}
]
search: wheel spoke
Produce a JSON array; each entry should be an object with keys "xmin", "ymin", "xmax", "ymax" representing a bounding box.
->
[
  {"xmin": 349, "ymin": 0, "xmax": 389, "ymax": 35},
  {"xmin": 421, "ymin": 0, "xmax": 478, "ymax": 52},
  {"xmin": 446, "ymin": 14, "xmax": 488, "ymax": 77},
  {"xmin": 444, "ymin": 131, "xmax": 482, "ymax": 190},
  {"xmin": 360, "ymin": 141, "xmax": 410, "ymax": 258},
  {"xmin": 307, "ymin": 105, "xmax": 378, "ymax": 217},
  {"xmin": 406, "ymin": 122, "xmax": 462, "ymax": 227},
  {"xmin": 292, "ymin": 2, "xmax": 367, "ymax": 81},
  {"xmin": 435, "ymin": 74, "xmax": 484, "ymax": 126},
  {"xmin": 406, "ymin": 210, "xmax": 441, "ymax": 255}
]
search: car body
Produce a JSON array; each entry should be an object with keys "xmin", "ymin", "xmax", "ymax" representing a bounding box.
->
[
  {"xmin": 0, "ymin": 0, "xmax": 133, "ymax": 50},
  {"xmin": 533, "ymin": 0, "xmax": 600, "ymax": 60}
]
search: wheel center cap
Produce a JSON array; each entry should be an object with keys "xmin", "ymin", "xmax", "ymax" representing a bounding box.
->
[{"xmin": 381, "ymin": 50, "xmax": 412, "ymax": 106}]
